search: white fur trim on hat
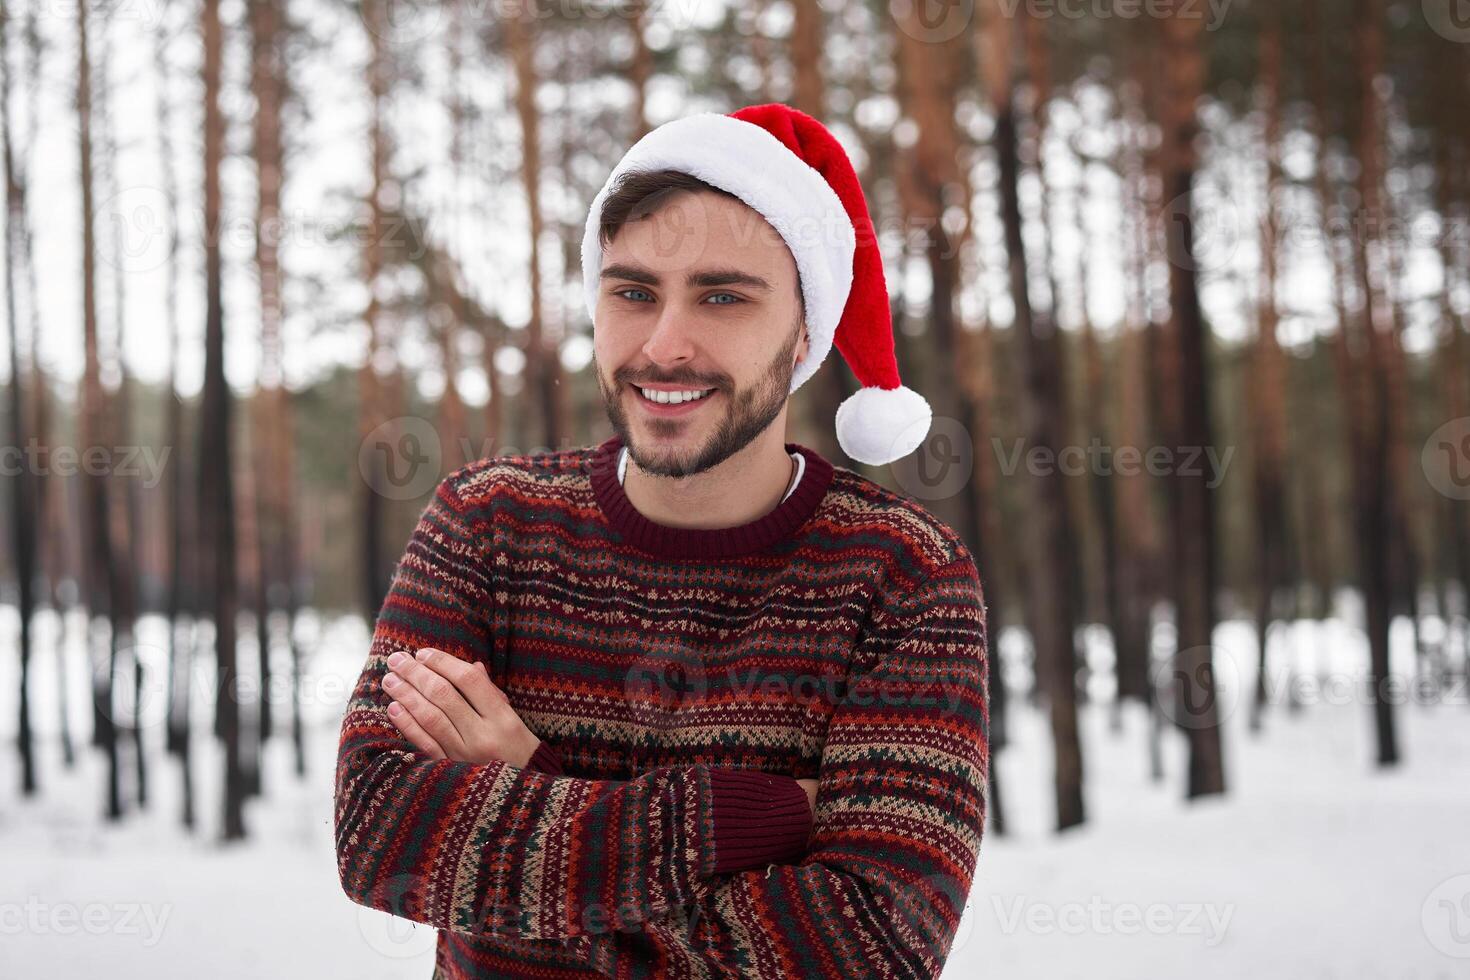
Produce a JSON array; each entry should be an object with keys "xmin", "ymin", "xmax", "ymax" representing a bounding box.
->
[
  {"xmin": 835, "ymin": 384, "xmax": 932, "ymax": 466},
  {"xmin": 581, "ymin": 112, "xmax": 855, "ymax": 396}
]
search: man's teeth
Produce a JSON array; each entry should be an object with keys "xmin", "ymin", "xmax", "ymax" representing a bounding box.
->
[{"xmin": 637, "ymin": 386, "xmax": 714, "ymax": 405}]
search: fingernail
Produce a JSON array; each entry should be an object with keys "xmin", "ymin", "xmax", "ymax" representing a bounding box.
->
[
  {"xmin": 388, "ymin": 652, "xmax": 406, "ymax": 667},
  {"xmin": 416, "ymin": 649, "xmax": 431, "ymax": 661},
  {"xmin": 383, "ymin": 674, "xmax": 399, "ymax": 688},
  {"xmin": 388, "ymin": 701, "xmax": 401, "ymax": 716}
]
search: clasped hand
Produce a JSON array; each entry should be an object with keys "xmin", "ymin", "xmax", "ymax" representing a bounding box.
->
[
  {"xmin": 383, "ymin": 646, "xmax": 820, "ymax": 819},
  {"xmin": 381, "ymin": 647, "xmax": 541, "ymax": 767}
]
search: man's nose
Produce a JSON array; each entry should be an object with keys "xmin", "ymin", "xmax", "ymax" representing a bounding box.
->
[{"xmin": 641, "ymin": 302, "xmax": 697, "ymax": 366}]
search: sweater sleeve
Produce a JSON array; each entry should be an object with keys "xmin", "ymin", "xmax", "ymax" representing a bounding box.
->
[
  {"xmin": 638, "ymin": 551, "xmax": 990, "ymax": 978},
  {"xmin": 333, "ymin": 474, "xmax": 808, "ymax": 941},
  {"xmin": 525, "ymin": 738, "xmax": 564, "ymax": 775}
]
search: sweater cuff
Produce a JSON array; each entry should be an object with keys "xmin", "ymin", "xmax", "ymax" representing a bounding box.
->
[
  {"xmin": 525, "ymin": 739, "xmax": 564, "ymax": 775},
  {"xmin": 707, "ymin": 769, "xmax": 813, "ymax": 875}
]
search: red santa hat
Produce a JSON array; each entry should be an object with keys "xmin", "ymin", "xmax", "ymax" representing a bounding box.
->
[{"xmin": 580, "ymin": 103, "xmax": 932, "ymax": 466}]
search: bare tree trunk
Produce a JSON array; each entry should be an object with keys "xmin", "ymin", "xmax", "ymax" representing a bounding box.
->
[
  {"xmin": 16, "ymin": 0, "xmax": 71, "ymax": 771},
  {"xmin": 249, "ymin": 0, "xmax": 296, "ymax": 788},
  {"xmin": 505, "ymin": 10, "xmax": 566, "ymax": 452},
  {"xmin": 76, "ymin": 0, "xmax": 122, "ymax": 821},
  {"xmin": 153, "ymin": 1, "xmax": 196, "ymax": 827},
  {"xmin": 1308, "ymin": 0, "xmax": 1355, "ymax": 711},
  {"xmin": 628, "ymin": 0, "xmax": 653, "ymax": 142},
  {"xmin": 979, "ymin": 0, "xmax": 1084, "ymax": 830},
  {"xmin": 1157, "ymin": 7, "xmax": 1226, "ymax": 798},
  {"xmin": 200, "ymin": 0, "xmax": 246, "ymax": 839},
  {"xmin": 1071, "ymin": 133, "xmax": 1125, "ymax": 728},
  {"xmin": 1249, "ymin": 7, "xmax": 1292, "ymax": 733},
  {"xmin": 1113, "ymin": 53, "xmax": 1164, "ymax": 733},
  {"xmin": 96, "ymin": 5, "xmax": 146, "ymax": 810},
  {"xmin": 892, "ymin": 2, "xmax": 980, "ymax": 553},
  {"xmin": 440, "ymin": 0, "xmax": 470, "ymax": 472},
  {"xmin": 359, "ymin": 0, "xmax": 392, "ymax": 623},
  {"xmin": 1430, "ymin": 48, "xmax": 1470, "ymax": 690},
  {"xmin": 0, "ymin": 0, "xmax": 39, "ymax": 796},
  {"xmin": 1346, "ymin": 0, "xmax": 1398, "ymax": 766}
]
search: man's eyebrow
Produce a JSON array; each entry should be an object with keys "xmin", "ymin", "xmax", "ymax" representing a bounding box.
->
[{"xmin": 600, "ymin": 263, "xmax": 773, "ymax": 292}]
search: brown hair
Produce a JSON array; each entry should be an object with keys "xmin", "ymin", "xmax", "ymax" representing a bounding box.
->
[{"xmin": 596, "ymin": 168, "xmax": 805, "ymax": 321}]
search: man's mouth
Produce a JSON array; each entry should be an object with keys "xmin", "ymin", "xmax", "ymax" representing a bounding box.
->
[{"xmin": 631, "ymin": 384, "xmax": 719, "ymax": 413}]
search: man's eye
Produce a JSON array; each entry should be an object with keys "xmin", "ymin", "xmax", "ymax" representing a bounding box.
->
[
  {"xmin": 704, "ymin": 293, "xmax": 743, "ymax": 305},
  {"xmin": 613, "ymin": 288, "xmax": 653, "ymax": 302}
]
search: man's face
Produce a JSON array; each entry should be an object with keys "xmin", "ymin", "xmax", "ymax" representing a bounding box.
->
[{"xmin": 591, "ymin": 189, "xmax": 809, "ymax": 479}]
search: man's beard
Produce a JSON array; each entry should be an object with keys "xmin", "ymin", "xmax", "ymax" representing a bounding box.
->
[{"xmin": 596, "ymin": 317, "xmax": 803, "ymax": 480}]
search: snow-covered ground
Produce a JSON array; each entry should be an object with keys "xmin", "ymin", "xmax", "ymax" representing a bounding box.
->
[{"xmin": 1, "ymin": 606, "xmax": 1466, "ymax": 978}]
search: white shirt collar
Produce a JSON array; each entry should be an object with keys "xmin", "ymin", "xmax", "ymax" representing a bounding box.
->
[{"xmin": 617, "ymin": 446, "xmax": 804, "ymax": 503}]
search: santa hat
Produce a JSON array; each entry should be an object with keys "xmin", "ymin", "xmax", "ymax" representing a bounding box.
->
[{"xmin": 580, "ymin": 103, "xmax": 932, "ymax": 467}]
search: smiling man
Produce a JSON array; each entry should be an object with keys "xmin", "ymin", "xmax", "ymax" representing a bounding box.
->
[{"xmin": 334, "ymin": 104, "xmax": 990, "ymax": 979}]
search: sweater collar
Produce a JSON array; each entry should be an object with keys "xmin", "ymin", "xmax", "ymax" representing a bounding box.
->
[{"xmin": 589, "ymin": 434, "xmax": 834, "ymax": 559}]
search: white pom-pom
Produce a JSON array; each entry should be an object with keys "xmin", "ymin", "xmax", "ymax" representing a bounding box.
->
[{"xmin": 834, "ymin": 385, "xmax": 932, "ymax": 466}]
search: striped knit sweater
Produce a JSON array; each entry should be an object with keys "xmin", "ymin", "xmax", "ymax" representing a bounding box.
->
[{"xmin": 334, "ymin": 434, "xmax": 990, "ymax": 979}]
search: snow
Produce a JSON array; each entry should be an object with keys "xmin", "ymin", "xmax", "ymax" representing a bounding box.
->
[{"xmin": 2, "ymin": 606, "xmax": 1467, "ymax": 978}]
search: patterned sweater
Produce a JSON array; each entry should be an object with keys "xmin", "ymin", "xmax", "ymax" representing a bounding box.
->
[{"xmin": 334, "ymin": 434, "xmax": 990, "ymax": 979}]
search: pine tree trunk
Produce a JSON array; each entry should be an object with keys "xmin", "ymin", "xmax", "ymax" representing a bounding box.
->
[
  {"xmin": 506, "ymin": 12, "xmax": 566, "ymax": 451},
  {"xmin": 1158, "ymin": 7, "xmax": 1226, "ymax": 798},
  {"xmin": 76, "ymin": 0, "xmax": 122, "ymax": 821},
  {"xmin": 1249, "ymin": 7, "xmax": 1291, "ymax": 733},
  {"xmin": 1, "ymin": 0, "xmax": 38, "ymax": 796},
  {"xmin": 200, "ymin": 0, "xmax": 246, "ymax": 839},
  {"xmin": 980, "ymin": 0, "xmax": 1085, "ymax": 830}
]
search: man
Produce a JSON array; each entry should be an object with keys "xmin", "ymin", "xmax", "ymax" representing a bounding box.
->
[{"xmin": 334, "ymin": 104, "xmax": 989, "ymax": 978}]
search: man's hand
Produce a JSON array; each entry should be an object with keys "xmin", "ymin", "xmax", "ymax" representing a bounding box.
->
[
  {"xmin": 382, "ymin": 647, "xmax": 542, "ymax": 767},
  {"xmin": 795, "ymin": 778, "xmax": 817, "ymax": 819}
]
